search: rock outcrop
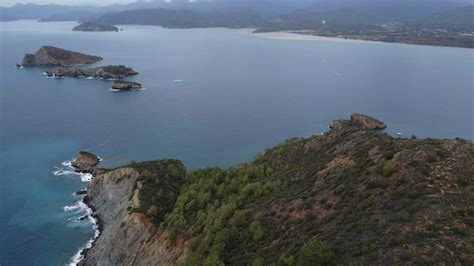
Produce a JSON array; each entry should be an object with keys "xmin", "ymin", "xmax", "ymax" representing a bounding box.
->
[
  {"xmin": 20, "ymin": 46, "xmax": 102, "ymax": 67},
  {"xmin": 350, "ymin": 113, "xmax": 387, "ymax": 130},
  {"xmin": 111, "ymin": 80, "xmax": 143, "ymax": 90},
  {"xmin": 73, "ymin": 21, "xmax": 119, "ymax": 32},
  {"xmin": 72, "ymin": 151, "xmax": 100, "ymax": 173},
  {"xmin": 329, "ymin": 113, "xmax": 387, "ymax": 131},
  {"xmin": 45, "ymin": 65, "xmax": 138, "ymax": 80}
]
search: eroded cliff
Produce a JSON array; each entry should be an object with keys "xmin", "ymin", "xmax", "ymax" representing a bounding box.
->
[{"xmin": 80, "ymin": 163, "xmax": 188, "ymax": 266}]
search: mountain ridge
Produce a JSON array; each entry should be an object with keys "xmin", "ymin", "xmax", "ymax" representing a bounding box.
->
[{"xmin": 77, "ymin": 113, "xmax": 473, "ymax": 265}]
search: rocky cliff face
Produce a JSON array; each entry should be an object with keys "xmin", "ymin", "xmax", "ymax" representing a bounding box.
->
[
  {"xmin": 80, "ymin": 114, "xmax": 473, "ymax": 265},
  {"xmin": 20, "ymin": 46, "xmax": 102, "ymax": 67},
  {"xmin": 80, "ymin": 162, "xmax": 188, "ymax": 266}
]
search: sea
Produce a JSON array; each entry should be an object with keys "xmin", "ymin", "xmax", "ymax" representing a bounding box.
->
[{"xmin": 0, "ymin": 20, "xmax": 472, "ymax": 265}]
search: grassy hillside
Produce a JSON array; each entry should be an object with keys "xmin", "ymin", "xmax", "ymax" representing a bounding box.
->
[{"xmin": 132, "ymin": 114, "xmax": 473, "ymax": 265}]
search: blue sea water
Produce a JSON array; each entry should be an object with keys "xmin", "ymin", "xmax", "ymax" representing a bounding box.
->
[{"xmin": 0, "ymin": 20, "xmax": 473, "ymax": 265}]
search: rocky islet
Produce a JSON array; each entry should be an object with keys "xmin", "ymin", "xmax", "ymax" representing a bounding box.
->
[{"xmin": 19, "ymin": 46, "xmax": 143, "ymax": 90}]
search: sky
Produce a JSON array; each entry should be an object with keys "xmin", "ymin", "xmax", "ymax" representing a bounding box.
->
[{"xmin": 1, "ymin": 0, "xmax": 139, "ymax": 6}]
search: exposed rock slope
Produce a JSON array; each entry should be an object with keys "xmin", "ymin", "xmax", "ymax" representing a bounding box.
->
[
  {"xmin": 20, "ymin": 46, "xmax": 102, "ymax": 67},
  {"xmin": 82, "ymin": 114, "xmax": 473, "ymax": 265},
  {"xmin": 80, "ymin": 160, "xmax": 188, "ymax": 266}
]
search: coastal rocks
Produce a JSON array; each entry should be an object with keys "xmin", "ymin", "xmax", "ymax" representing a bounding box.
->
[
  {"xmin": 44, "ymin": 65, "xmax": 138, "ymax": 80},
  {"xmin": 80, "ymin": 166, "xmax": 188, "ymax": 265},
  {"xmin": 111, "ymin": 80, "xmax": 143, "ymax": 90},
  {"xmin": 329, "ymin": 113, "xmax": 387, "ymax": 131},
  {"xmin": 19, "ymin": 46, "xmax": 102, "ymax": 67},
  {"xmin": 73, "ymin": 21, "xmax": 119, "ymax": 32},
  {"xmin": 75, "ymin": 190, "xmax": 88, "ymax": 196},
  {"xmin": 72, "ymin": 151, "xmax": 100, "ymax": 174}
]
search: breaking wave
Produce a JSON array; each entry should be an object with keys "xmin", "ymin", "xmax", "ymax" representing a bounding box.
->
[
  {"xmin": 65, "ymin": 200, "xmax": 100, "ymax": 266},
  {"xmin": 53, "ymin": 160, "xmax": 92, "ymax": 182}
]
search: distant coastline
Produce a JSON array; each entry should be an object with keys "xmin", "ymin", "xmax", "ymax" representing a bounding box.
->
[
  {"xmin": 252, "ymin": 31, "xmax": 378, "ymax": 44},
  {"xmin": 251, "ymin": 30, "xmax": 474, "ymax": 49}
]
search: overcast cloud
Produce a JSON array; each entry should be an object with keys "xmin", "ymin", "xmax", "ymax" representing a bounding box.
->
[{"xmin": 1, "ymin": 0, "xmax": 138, "ymax": 7}]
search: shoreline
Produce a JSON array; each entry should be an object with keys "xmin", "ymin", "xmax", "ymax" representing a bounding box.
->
[
  {"xmin": 68, "ymin": 195, "xmax": 101, "ymax": 266},
  {"xmin": 73, "ymin": 194, "xmax": 103, "ymax": 265},
  {"xmin": 252, "ymin": 31, "xmax": 378, "ymax": 44},
  {"xmin": 57, "ymin": 158, "xmax": 102, "ymax": 266},
  {"xmin": 251, "ymin": 30, "xmax": 474, "ymax": 50}
]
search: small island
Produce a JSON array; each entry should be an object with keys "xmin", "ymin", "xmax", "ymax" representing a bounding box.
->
[
  {"xmin": 111, "ymin": 80, "xmax": 143, "ymax": 90},
  {"xmin": 20, "ymin": 46, "xmax": 144, "ymax": 92},
  {"xmin": 20, "ymin": 46, "xmax": 102, "ymax": 67},
  {"xmin": 73, "ymin": 21, "xmax": 119, "ymax": 32},
  {"xmin": 44, "ymin": 65, "xmax": 138, "ymax": 80}
]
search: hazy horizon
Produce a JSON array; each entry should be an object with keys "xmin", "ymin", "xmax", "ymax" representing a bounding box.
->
[
  {"xmin": 0, "ymin": 0, "xmax": 137, "ymax": 7},
  {"xmin": 2, "ymin": 0, "xmax": 472, "ymax": 8}
]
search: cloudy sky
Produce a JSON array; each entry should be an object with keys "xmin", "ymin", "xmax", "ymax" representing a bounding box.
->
[{"xmin": 1, "ymin": 0, "xmax": 139, "ymax": 6}]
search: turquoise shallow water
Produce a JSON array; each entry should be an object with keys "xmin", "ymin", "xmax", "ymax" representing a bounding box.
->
[{"xmin": 0, "ymin": 21, "xmax": 473, "ymax": 265}]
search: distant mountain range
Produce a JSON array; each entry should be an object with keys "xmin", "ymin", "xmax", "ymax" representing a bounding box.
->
[
  {"xmin": 1, "ymin": 0, "xmax": 472, "ymax": 23},
  {"xmin": 1, "ymin": 1, "xmax": 472, "ymax": 48},
  {"xmin": 93, "ymin": 8, "xmax": 266, "ymax": 29}
]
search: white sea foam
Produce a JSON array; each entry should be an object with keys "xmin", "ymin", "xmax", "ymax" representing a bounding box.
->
[
  {"xmin": 54, "ymin": 160, "xmax": 93, "ymax": 182},
  {"xmin": 53, "ymin": 169, "xmax": 75, "ymax": 176},
  {"xmin": 63, "ymin": 201, "xmax": 87, "ymax": 212},
  {"xmin": 55, "ymin": 155, "xmax": 101, "ymax": 265},
  {"xmin": 86, "ymin": 77, "xmax": 95, "ymax": 80},
  {"xmin": 81, "ymin": 173, "xmax": 93, "ymax": 182},
  {"xmin": 173, "ymin": 79, "xmax": 183, "ymax": 82},
  {"xmin": 67, "ymin": 202, "xmax": 100, "ymax": 266}
]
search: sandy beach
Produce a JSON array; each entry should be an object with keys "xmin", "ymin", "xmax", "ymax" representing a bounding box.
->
[{"xmin": 251, "ymin": 31, "xmax": 381, "ymax": 44}]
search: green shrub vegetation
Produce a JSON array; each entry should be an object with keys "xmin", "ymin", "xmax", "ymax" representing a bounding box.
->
[
  {"xmin": 133, "ymin": 159, "xmax": 187, "ymax": 225},
  {"xmin": 298, "ymin": 239, "xmax": 336, "ymax": 266},
  {"xmin": 383, "ymin": 160, "xmax": 397, "ymax": 177}
]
